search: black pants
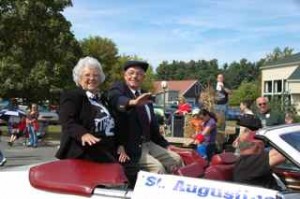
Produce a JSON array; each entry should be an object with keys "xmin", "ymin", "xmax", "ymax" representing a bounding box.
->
[
  {"xmin": 122, "ymin": 161, "xmax": 140, "ymax": 189},
  {"xmin": 206, "ymin": 143, "xmax": 216, "ymax": 161}
]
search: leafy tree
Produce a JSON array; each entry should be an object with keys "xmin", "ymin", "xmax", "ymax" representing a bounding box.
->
[
  {"xmin": 264, "ymin": 47, "xmax": 294, "ymax": 63},
  {"xmin": 229, "ymin": 81, "xmax": 260, "ymax": 106},
  {"xmin": 0, "ymin": 0, "xmax": 81, "ymax": 103},
  {"xmin": 155, "ymin": 59, "xmax": 219, "ymax": 86},
  {"xmin": 80, "ymin": 36, "xmax": 118, "ymax": 89},
  {"xmin": 224, "ymin": 59, "xmax": 259, "ymax": 89}
]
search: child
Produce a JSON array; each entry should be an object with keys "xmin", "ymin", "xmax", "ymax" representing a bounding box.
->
[
  {"xmin": 189, "ymin": 108, "xmax": 204, "ymax": 135},
  {"xmin": 193, "ymin": 109, "xmax": 218, "ymax": 160}
]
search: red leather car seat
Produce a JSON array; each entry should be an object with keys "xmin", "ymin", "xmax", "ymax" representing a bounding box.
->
[
  {"xmin": 29, "ymin": 159, "xmax": 128, "ymax": 196},
  {"xmin": 170, "ymin": 147, "xmax": 208, "ymax": 178},
  {"xmin": 204, "ymin": 152, "xmax": 238, "ymax": 181},
  {"xmin": 174, "ymin": 161, "xmax": 205, "ymax": 178},
  {"xmin": 210, "ymin": 152, "xmax": 238, "ymax": 165},
  {"xmin": 170, "ymin": 147, "xmax": 208, "ymax": 166}
]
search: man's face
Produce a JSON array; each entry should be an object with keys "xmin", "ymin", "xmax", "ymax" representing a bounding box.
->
[
  {"xmin": 123, "ymin": 66, "xmax": 145, "ymax": 90},
  {"xmin": 256, "ymin": 98, "xmax": 269, "ymax": 113}
]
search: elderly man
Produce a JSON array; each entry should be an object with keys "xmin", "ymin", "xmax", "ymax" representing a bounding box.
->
[
  {"xmin": 108, "ymin": 60, "xmax": 183, "ymax": 176},
  {"xmin": 255, "ymin": 97, "xmax": 284, "ymax": 127}
]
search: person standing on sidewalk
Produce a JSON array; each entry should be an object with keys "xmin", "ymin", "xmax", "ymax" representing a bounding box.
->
[
  {"xmin": 26, "ymin": 103, "xmax": 39, "ymax": 147},
  {"xmin": 0, "ymin": 149, "xmax": 6, "ymax": 166},
  {"xmin": 214, "ymin": 73, "xmax": 231, "ymax": 131},
  {"xmin": 255, "ymin": 97, "xmax": 284, "ymax": 127}
]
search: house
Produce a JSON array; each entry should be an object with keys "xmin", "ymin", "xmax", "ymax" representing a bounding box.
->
[
  {"xmin": 153, "ymin": 79, "xmax": 201, "ymax": 107},
  {"xmin": 260, "ymin": 52, "xmax": 300, "ymax": 114}
]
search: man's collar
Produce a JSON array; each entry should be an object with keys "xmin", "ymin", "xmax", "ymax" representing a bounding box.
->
[{"xmin": 129, "ymin": 88, "xmax": 141, "ymax": 94}]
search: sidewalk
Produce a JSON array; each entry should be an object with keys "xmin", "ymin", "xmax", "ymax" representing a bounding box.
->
[{"xmin": 0, "ymin": 135, "xmax": 60, "ymax": 169}]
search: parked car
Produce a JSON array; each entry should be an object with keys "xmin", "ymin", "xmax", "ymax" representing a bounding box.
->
[
  {"xmin": 1, "ymin": 124, "xmax": 300, "ymax": 198},
  {"xmin": 226, "ymin": 107, "xmax": 240, "ymax": 121},
  {"xmin": 38, "ymin": 111, "xmax": 59, "ymax": 125},
  {"xmin": 19, "ymin": 104, "xmax": 59, "ymax": 125}
]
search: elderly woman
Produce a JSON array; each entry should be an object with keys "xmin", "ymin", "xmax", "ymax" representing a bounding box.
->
[{"xmin": 55, "ymin": 56, "xmax": 117, "ymax": 163}]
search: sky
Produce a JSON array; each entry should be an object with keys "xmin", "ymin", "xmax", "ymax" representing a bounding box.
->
[{"xmin": 63, "ymin": 0, "xmax": 300, "ymax": 68}]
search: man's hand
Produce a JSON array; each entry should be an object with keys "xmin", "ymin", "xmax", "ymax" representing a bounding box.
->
[
  {"xmin": 128, "ymin": 92, "xmax": 152, "ymax": 106},
  {"xmin": 81, "ymin": 133, "xmax": 101, "ymax": 146}
]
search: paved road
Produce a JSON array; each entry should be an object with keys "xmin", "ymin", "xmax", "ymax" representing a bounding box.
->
[{"xmin": 0, "ymin": 136, "xmax": 60, "ymax": 170}]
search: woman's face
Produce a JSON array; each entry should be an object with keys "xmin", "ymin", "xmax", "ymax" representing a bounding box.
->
[
  {"xmin": 240, "ymin": 102, "xmax": 245, "ymax": 112},
  {"xmin": 31, "ymin": 104, "xmax": 38, "ymax": 111},
  {"xmin": 79, "ymin": 66, "xmax": 101, "ymax": 92}
]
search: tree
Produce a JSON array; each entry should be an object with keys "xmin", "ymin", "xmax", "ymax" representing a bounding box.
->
[
  {"xmin": 264, "ymin": 47, "xmax": 294, "ymax": 63},
  {"xmin": 155, "ymin": 59, "xmax": 219, "ymax": 86},
  {"xmin": 80, "ymin": 36, "xmax": 118, "ymax": 89},
  {"xmin": 229, "ymin": 81, "xmax": 260, "ymax": 106},
  {"xmin": 0, "ymin": 0, "xmax": 81, "ymax": 103},
  {"xmin": 224, "ymin": 59, "xmax": 259, "ymax": 89}
]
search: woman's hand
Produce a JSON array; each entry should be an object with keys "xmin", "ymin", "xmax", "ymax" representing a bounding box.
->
[
  {"xmin": 81, "ymin": 133, "xmax": 101, "ymax": 146},
  {"xmin": 117, "ymin": 145, "xmax": 130, "ymax": 163}
]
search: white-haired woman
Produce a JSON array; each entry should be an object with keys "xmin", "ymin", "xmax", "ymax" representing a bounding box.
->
[{"xmin": 56, "ymin": 56, "xmax": 118, "ymax": 163}]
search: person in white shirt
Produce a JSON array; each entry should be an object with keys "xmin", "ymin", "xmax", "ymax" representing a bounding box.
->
[{"xmin": 214, "ymin": 74, "xmax": 231, "ymax": 131}]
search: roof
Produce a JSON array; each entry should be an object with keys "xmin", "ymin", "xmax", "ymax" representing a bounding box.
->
[
  {"xmin": 262, "ymin": 52, "xmax": 300, "ymax": 69},
  {"xmin": 153, "ymin": 80, "xmax": 199, "ymax": 95},
  {"xmin": 287, "ymin": 66, "xmax": 300, "ymax": 80}
]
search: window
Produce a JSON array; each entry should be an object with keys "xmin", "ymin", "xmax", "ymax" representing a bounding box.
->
[
  {"xmin": 281, "ymin": 132, "xmax": 300, "ymax": 152},
  {"xmin": 264, "ymin": 81, "xmax": 272, "ymax": 93},
  {"xmin": 274, "ymin": 80, "xmax": 283, "ymax": 93}
]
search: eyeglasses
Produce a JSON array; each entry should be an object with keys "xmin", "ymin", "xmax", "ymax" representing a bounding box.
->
[
  {"xmin": 125, "ymin": 70, "xmax": 145, "ymax": 77},
  {"xmin": 258, "ymin": 102, "xmax": 267, "ymax": 106}
]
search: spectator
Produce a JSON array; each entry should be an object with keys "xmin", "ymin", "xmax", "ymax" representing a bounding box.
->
[
  {"xmin": 189, "ymin": 108, "xmax": 204, "ymax": 136},
  {"xmin": 0, "ymin": 129, "xmax": 7, "ymax": 166},
  {"xmin": 195, "ymin": 109, "xmax": 218, "ymax": 161},
  {"xmin": 234, "ymin": 140, "xmax": 285, "ymax": 190},
  {"xmin": 189, "ymin": 108, "xmax": 206, "ymax": 158},
  {"xmin": 239, "ymin": 99, "xmax": 253, "ymax": 115},
  {"xmin": 7, "ymin": 115, "xmax": 26, "ymax": 146},
  {"xmin": 284, "ymin": 112, "xmax": 294, "ymax": 124},
  {"xmin": 26, "ymin": 103, "xmax": 39, "ymax": 148},
  {"xmin": 0, "ymin": 149, "xmax": 6, "ymax": 166},
  {"xmin": 255, "ymin": 97, "xmax": 284, "ymax": 127},
  {"xmin": 108, "ymin": 60, "xmax": 183, "ymax": 177},
  {"xmin": 232, "ymin": 100, "xmax": 254, "ymax": 152},
  {"xmin": 233, "ymin": 114, "xmax": 285, "ymax": 190},
  {"xmin": 175, "ymin": 96, "xmax": 192, "ymax": 115},
  {"xmin": 214, "ymin": 74, "xmax": 231, "ymax": 131},
  {"xmin": 7, "ymin": 116, "xmax": 20, "ymax": 146},
  {"xmin": 7, "ymin": 98, "xmax": 20, "ymax": 146}
]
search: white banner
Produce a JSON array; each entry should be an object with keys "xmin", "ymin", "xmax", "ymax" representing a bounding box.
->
[{"xmin": 132, "ymin": 171, "xmax": 278, "ymax": 199}]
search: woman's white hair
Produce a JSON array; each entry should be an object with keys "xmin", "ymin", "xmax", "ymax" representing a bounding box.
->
[{"xmin": 73, "ymin": 56, "xmax": 106, "ymax": 86}]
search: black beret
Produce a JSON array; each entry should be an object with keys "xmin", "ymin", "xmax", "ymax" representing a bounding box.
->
[{"xmin": 123, "ymin": 60, "xmax": 149, "ymax": 72}]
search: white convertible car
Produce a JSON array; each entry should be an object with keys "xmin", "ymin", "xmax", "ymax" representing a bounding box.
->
[{"xmin": 1, "ymin": 124, "xmax": 300, "ymax": 199}]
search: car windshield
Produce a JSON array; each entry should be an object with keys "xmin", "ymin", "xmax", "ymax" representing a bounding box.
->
[{"xmin": 280, "ymin": 131, "xmax": 300, "ymax": 152}]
